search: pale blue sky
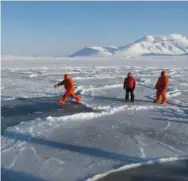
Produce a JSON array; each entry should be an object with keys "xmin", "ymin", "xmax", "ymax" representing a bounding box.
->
[{"xmin": 2, "ymin": 1, "xmax": 188, "ymax": 56}]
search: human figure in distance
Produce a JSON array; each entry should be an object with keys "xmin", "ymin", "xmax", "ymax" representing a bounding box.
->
[
  {"xmin": 123, "ymin": 72, "xmax": 136, "ymax": 102},
  {"xmin": 154, "ymin": 71, "xmax": 169, "ymax": 104},
  {"xmin": 54, "ymin": 74, "xmax": 81, "ymax": 104}
]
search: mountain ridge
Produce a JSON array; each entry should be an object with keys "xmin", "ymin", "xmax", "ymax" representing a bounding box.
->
[{"xmin": 69, "ymin": 34, "xmax": 188, "ymax": 57}]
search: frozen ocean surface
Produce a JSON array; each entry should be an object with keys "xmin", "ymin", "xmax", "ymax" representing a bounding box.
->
[{"xmin": 1, "ymin": 56, "xmax": 188, "ymax": 181}]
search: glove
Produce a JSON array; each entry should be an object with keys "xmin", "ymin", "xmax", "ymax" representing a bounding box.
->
[{"xmin": 54, "ymin": 84, "xmax": 58, "ymax": 88}]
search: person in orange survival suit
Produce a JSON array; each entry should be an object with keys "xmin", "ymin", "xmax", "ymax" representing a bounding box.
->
[
  {"xmin": 54, "ymin": 74, "xmax": 81, "ymax": 104},
  {"xmin": 154, "ymin": 71, "xmax": 169, "ymax": 104}
]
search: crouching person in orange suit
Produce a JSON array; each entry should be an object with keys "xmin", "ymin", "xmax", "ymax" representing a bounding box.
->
[
  {"xmin": 54, "ymin": 74, "xmax": 81, "ymax": 104},
  {"xmin": 154, "ymin": 71, "xmax": 169, "ymax": 104}
]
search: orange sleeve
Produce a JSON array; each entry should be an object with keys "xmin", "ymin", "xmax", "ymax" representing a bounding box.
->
[
  {"xmin": 155, "ymin": 78, "xmax": 160, "ymax": 89},
  {"xmin": 163, "ymin": 77, "xmax": 169, "ymax": 90},
  {"xmin": 133, "ymin": 77, "xmax": 136, "ymax": 87},
  {"xmin": 57, "ymin": 80, "xmax": 64, "ymax": 86}
]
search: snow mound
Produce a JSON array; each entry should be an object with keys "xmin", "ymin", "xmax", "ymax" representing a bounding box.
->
[
  {"xmin": 69, "ymin": 46, "xmax": 116, "ymax": 57},
  {"xmin": 138, "ymin": 35, "xmax": 155, "ymax": 43}
]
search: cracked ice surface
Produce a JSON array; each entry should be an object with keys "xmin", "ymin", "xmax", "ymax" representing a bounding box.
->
[{"xmin": 1, "ymin": 56, "xmax": 188, "ymax": 181}]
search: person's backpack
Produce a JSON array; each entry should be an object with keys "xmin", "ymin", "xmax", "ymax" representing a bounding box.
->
[{"xmin": 125, "ymin": 77, "xmax": 135, "ymax": 89}]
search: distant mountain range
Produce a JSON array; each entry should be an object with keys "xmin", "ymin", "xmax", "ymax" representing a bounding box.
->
[{"xmin": 69, "ymin": 34, "xmax": 188, "ymax": 57}]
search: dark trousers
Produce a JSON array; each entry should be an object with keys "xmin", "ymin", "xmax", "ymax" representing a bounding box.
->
[{"xmin": 125, "ymin": 88, "xmax": 134, "ymax": 102}]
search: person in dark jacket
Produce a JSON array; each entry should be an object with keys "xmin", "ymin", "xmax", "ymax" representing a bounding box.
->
[{"xmin": 123, "ymin": 72, "xmax": 136, "ymax": 102}]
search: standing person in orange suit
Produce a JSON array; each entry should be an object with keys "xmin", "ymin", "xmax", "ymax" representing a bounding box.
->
[
  {"xmin": 124, "ymin": 72, "xmax": 136, "ymax": 102},
  {"xmin": 54, "ymin": 74, "xmax": 81, "ymax": 104},
  {"xmin": 154, "ymin": 71, "xmax": 169, "ymax": 104}
]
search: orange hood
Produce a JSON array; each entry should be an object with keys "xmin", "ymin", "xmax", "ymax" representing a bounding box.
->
[{"xmin": 161, "ymin": 71, "xmax": 167, "ymax": 76}]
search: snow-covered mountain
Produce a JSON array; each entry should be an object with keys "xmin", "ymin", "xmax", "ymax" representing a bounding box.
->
[
  {"xmin": 69, "ymin": 34, "xmax": 188, "ymax": 57},
  {"xmin": 115, "ymin": 34, "xmax": 188, "ymax": 56},
  {"xmin": 69, "ymin": 46, "xmax": 118, "ymax": 57}
]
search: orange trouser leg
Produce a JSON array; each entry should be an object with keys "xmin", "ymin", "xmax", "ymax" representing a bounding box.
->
[
  {"xmin": 154, "ymin": 90, "xmax": 161, "ymax": 103},
  {"xmin": 70, "ymin": 93, "xmax": 81, "ymax": 103},
  {"xmin": 59, "ymin": 91, "xmax": 70, "ymax": 104},
  {"xmin": 161, "ymin": 92, "xmax": 167, "ymax": 104}
]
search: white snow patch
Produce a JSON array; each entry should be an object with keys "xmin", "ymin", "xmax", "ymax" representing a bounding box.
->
[{"xmin": 29, "ymin": 74, "xmax": 38, "ymax": 78}]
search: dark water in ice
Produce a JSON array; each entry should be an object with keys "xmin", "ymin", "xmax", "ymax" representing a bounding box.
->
[
  {"xmin": 1, "ymin": 95, "xmax": 94, "ymax": 131},
  {"xmin": 95, "ymin": 159, "xmax": 188, "ymax": 181}
]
